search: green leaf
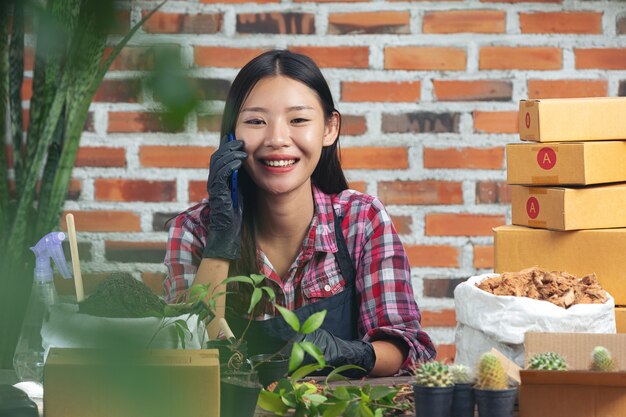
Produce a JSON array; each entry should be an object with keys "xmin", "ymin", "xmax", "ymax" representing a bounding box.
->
[
  {"xmin": 358, "ymin": 402, "xmax": 375, "ymax": 417},
  {"xmin": 221, "ymin": 275, "xmax": 254, "ymax": 286},
  {"xmin": 248, "ymin": 288, "xmax": 262, "ymax": 314},
  {"xmin": 331, "ymin": 386, "xmax": 351, "ymax": 402},
  {"xmin": 261, "ymin": 286, "xmax": 275, "ymax": 301},
  {"xmin": 299, "ymin": 342, "xmax": 326, "ymax": 369},
  {"xmin": 289, "ymin": 342, "xmax": 304, "ymax": 373},
  {"xmin": 189, "ymin": 284, "xmax": 210, "ymax": 301},
  {"xmin": 326, "ymin": 365, "xmax": 365, "ymax": 383},
  {"xmin": 303, "ymin": 394, "xmax": 328, "ymax": 407},
  {"xmin": 322, "ymin": 401, "xmax": 349, "ymax": 417},
  {"xmin": 275, "ymin": 305, "xmax": 300, "ymax": 333},
  {"xmin": 374, "ymin": 409, "xmax": 383, "ymax": 417},
  {"xmin": 258, "ymin": 390, "xmax": 289, "ymax": 415},
  {"xmin": 250, "ymin": 273, "xmax": 266, "ymax": 286},
  {"xmin": 300, "ymin": 310, "xmax": 327, "ymax": 335},
  {"xmin": 369, "ymin": 386, "xmax": 397, "ymax": 401},
  {"xmin": 290, "ymin": 363, "xmax": 324, "ymax": 381}
]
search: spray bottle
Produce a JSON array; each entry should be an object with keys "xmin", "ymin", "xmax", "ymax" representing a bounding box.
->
[{"xmin": 13, "ymin": 232, "xmax": 72, "ymax": 383}]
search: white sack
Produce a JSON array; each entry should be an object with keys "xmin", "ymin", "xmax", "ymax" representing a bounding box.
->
[{"xmin": 454, "ymin": 274, "xmax": 615, "ymax": 370}]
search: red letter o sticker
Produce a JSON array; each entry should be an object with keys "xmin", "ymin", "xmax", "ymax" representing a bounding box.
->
[
  {"xmin": 525, "ymin": 112, "xmax": 531, "ymax": 128},
  {"xmin": 537, "ymin": 147, "xmax": 557, "ymax": 170},
  {"xmin": 526, "ymin": 197, "xmax": 539, "ymax": 219}
]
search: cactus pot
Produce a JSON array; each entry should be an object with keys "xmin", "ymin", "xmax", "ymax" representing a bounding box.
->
[
  {"xmin": 412, "ymin": 384, "xmax": 454, "ymax": 417},
  {"xmin": 474, "ymin": 387, "xmax": 517, "ymax": 417},
  {"xmin": 452, "ymin": 383, "xmax": 475, "ymax": 417},
  {"xmin": 220, "ymin": 370, "xmax": 261, "ymax": 417}
]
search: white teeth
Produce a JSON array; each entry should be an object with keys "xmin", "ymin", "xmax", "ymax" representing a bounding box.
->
[{"xmin": 264, "ymin": 160, "xmax": 296, "ymax": 167}]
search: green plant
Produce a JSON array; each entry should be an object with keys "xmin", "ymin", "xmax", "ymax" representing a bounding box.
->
[
  {"xmin": 0, "ymin": 0, "xmax": 165, "ymax": 367},
  {"xmin": 591, "ymin": 346, "xmax": 615, "ymax": 372},
  {"xmin": 413, "ymin": 361, "xmax": 454, "ymax": 388},
  {"xmin": 528, "ymin": 352, "xmax": 568, "ymax": 371},
  {"xmin": 450, "ymin": 364, "xmax": 473, "ymax": 384},
  {"xmin": 475, "ymin": 352, "xmax": 508, "ymax": 390}
]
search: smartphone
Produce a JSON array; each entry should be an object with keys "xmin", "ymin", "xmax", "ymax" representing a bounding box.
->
[{"xmin": 228, "ymin": 133, "xmax": 238, "ymax": 209}]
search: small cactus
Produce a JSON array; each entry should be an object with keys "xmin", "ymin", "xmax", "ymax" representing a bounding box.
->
[
  {"xmin": 528, "ymin": 352, "xmax": 568, "ymax": 371},
  {"xmin": 450, "ymin": 364, "xmax": 473, "ymax": 384},
  {"xmin": 475, "ymin": 353, "xmax": 508, "ymax": 390},
  {"xmin": 413, "ymin": 361, "xmax": 454, "ymax": 387},
  {"xmin": 591, "ymin": 346, "xmax": 615, "ymax": 372}
]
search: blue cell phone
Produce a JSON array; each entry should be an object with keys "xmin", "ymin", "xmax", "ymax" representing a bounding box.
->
[{"xmin": 228, "ymin": 133, "xmax": 238, "ymax": 209}]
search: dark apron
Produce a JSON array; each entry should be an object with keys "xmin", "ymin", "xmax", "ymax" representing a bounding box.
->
[{"xmin": 227, "ymin": 210, "xmax": 357, "ymax": 357}]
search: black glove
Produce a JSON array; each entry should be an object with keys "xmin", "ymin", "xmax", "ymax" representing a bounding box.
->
[
  {"xmin": 299, "ymin": 328, "xmax": 376, "ymax": 379},
  {"xmin": 203, "ymin": 137, "xmax": 247, "ymax": 260}
]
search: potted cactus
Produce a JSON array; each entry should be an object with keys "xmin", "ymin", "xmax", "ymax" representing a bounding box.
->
[
  {"xmin": 590, "ymin": 346, "xmax": 615, "ymax": 371},
  {"xmin": 474, "ymin": 352, "xmax": 517, "ymax": 417},
  {"xmin": 412, "ymin": 361, "xmax": 455, "ymax": 417},
  {"xmin": 450, "ymin": 364, "xmax": 475, "ymax": 417},
  {"xmin": 527, "ymin": 352, "xmax": 568, "ymax": 371}
]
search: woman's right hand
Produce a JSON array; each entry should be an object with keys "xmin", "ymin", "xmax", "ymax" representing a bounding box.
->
[{"xmin": 203, "ymin": 137, "xmax": 247, "ymax": 260}]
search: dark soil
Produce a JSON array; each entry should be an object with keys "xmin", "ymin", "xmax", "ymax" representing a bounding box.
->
[{"xmin": 78, "ymin": 272, "xmax": 166, "ymax": 318}]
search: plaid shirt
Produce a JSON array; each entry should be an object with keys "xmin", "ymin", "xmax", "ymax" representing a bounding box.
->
[{"xmin": 164, "ymin": 185, "xmax": 436, "ymax": 370}]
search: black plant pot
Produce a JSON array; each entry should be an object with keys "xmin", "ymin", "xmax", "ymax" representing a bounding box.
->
[
  {"xmin": 474, "ymin": 387, "xmax": 517, "ymax": 417},
  {"xmin": 413, "ymin": 384, "xmax": 454, "ymax": 417},
  {"xmin": 249, "ymin": 353, "xmax": 290, "ymax": 387},
  {"xmin": 220, "ymin": 371, "xmax": 261, "ymax": 417},
  {"xmin": 205, "ymin": 339, "xmax": 248, "ymax": 365},
  {"xmin": 452, "ymin": 383, "xmax": 475, "ymax": 417}
]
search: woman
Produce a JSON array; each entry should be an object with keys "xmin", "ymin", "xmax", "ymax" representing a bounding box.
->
[{"xmin": 164, "ymin": 50, "xmax": 435, "ymax": 376}]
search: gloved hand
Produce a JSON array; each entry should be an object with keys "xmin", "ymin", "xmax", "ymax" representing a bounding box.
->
[
  {"xmin": 298, "ymin": 328, "xmax": 376, "ymax": 378},
  {"xmin": 203, "ymin": 137, "xmax": 247, "ymax": 260}
]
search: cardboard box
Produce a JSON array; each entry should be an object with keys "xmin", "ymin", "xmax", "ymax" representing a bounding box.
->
[
  {"xmin": 520, "ymin": 332, "xmax": 626, "ymax": 417},
  {"xmin": 44, "ymin": 348, "xmax": 220, "ymax": 417},
  {"xmin": 616, "ymin": 307, "xmax": 626, "ymax": 333},
  {"xmin": 511, "ymin": 183, "xmax": 626, "ymax": 230},
  {"xmin": 494, "ymin": 225, "xmax": 626, "ymax": 304},
  {"xmin": 519, "ymin": 97, "xmax": 626, "ymax": 142},
  {"xmin": 506, "ymin": 141, "xmax": 626, "ymax": 186}
]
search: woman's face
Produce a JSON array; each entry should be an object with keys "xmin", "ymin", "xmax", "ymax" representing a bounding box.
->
[{"xmin": 234, "ymin": 75, "xmax": 339, "ymax": 197}]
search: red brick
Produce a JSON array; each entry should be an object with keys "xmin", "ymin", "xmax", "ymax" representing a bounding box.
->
[
  {"xmin": 405, "ymin": 245, "xmax": 459, "ymax": 267},
  {"xmin": 378, "ymin": 181, "xmax": 463, "ymax": 205},
  {"xmin": 23, "ymin": 109, "xmax": 94, "ymax": 133},
  {"xmin": 75, "ymin": 147, "xmax": 126, "ymax": 168},
  {"xmin": 202, "ymin": 0, "xmax": 278, "ymax": 3},
  {"xmin": 575, "ymin": 49, "xmax": 626, "ymax": 70},
  {"xmin": 435, "ymin": 344, "xmax": 456, "ymax": 363},
  {"xmin": 619, "ymin": 15, "xmax": 626, "ymax": 35},
  {"xmin": 474, "ymin": 245, "xmax": 494, "ymax": 269},
  {"xmin": 520, "ymin": 12, "xmax": 602, "ymax": 34},
  {"xmin": 385, "ymin": 47, "xmax": 466, "ymax": 70},
  {"xmin": 426, "ymin": 213, "xmax": 506, "ymax": 236},
  {"xmin": 423, "ymin": 10, "xmax": 505, "ymax": 34},
  {"xmin": 195, "ymin": 47, "xmax": 265, "ymax": 68},
  {"xmin": 8, "ymin": 178, "xmax": 82, "ymax": 200},
  {"xmin": 341, "ymin": 115, "xmax": 367, "ymax": 136},
  {"xmin": 382, "ymin": 112, "xmax": 460, "ymax": 133},
  {"xmin": 55, "ymin": 272, "xmax": 109, "ymax": 297},
  {"xmin": 473, "ymin": 111, "xmax": 518, "ymax": 134},
  {"xmin": 111, "ymin": 10, "xmax": 131, "ymax": 35},
  {"xmin": 390, "ymin": 215, "xmax": 412, "ymax": 235},
  {"xmin": 104, "ymin": 46, "xmax": 155, "ymax": 71},
  {"xmin": 142, "ymin": 272, "xmax": 166, "ymax": 296},
  {"xmin": 341, "ymin": 81, "xmax": 420, "ymax": 102},
  {"xmin": 328, "ymin": 11, "xmax": 410, "ymax": 34},
  {"xmin": 189, "ymin": 180, "xmax": 207, "ymax": 203},
  {"xmin": 481, "ymin": 0, "xmax": 561, "ymax": 2},
  {"xmin": 139, "ymin": 146, "xmax": 215, "ymax": 168},
  {"xmin": 94, "ymin": 79, "xmax": 142, "ymax": 103},
  {"xmin": 423, "ymin": 277, "xmax": 467, "ymax": 298},
  {"xmin": 142, "ymin": 11, "xmax": 222, "ymax": 34},
  {"xmin": 108, "ymin": 112, "xmax": 183, "ymax": 133},
  {"xmin": 198, "ymin": 114, "xmax": 222, "ymax": 132},
  {"xmin": 348, "ymin": 181, "xmax": 367, "ymax": 193},
  {"xmin": 424, "ymin": 147, "xmax": 504, "ymax": 170},
  {"xmin": 61, "ymin": 210, "xmax": 141, "ymax": 232},
  {"xmin": 294, "ymin": 0, "xmax": 368, "ymax": 2},
  {"xmin": 105, "ymin": 241, "xmax": 166, "ymax": 263},
  {"xmin": 289, "ymin": 46, "xmax": 369, "ymax": 68},
  {"xmin": 95, "ymin": 179, "xmax": 176, "ymax": 202},
  {"xmin": 476, "ymin": 181, "xmax": 512, "ymax": 204},
  {"xmin": 433, "ymin": 80, "xmax": 512, "ymax": 101},
  {"xmin": 24, "ymin": 48, "xmax": 34, "ymax": 71},
  {"xmin": 527, "ymin": 79, "xmax": 607, "ymax": 99},
  {"xmin": 480, "ymin": 47, "xmax": 562, "ymax": 70},
  {"xmin": 21, "ymin": 78, "xmax": 32, "ymax": 101},
  {"xmin": 421, "ymin": 309, "xmax": 457, "ymax": 327},
  {"xmin": 237, "ymin": 13, "xmax": 315, "ymax": 34},
  {"xmin": 341, "ymin": 147, "xmax": 408, "ymax": 169}
]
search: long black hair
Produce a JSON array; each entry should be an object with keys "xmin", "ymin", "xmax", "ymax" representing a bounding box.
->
[{"xmin": 221, "ymin": 49, "xmax": 348, "ymax": 276}]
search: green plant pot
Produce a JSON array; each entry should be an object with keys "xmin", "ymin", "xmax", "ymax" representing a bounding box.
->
[
  {"xmin": 474, "ymin": 387, "xmax": 517, "ymax": 417},
  {"xmin": 220, "ymin": 371, "xmax": 261, "ymax": 417},
  {"xmin": 249, "ymin": 353, "xmax": 290, "ymax": 387},
  {"xmin": 412, "ymin": 384, "xmax": 454, "ymax": 417},
  {"xmin": 452, "ymin": 383, "xmax": 475, "ymax": 417}
]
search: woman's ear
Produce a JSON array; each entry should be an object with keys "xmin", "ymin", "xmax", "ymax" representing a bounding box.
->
[{"xmin": 322, "ymin": 111, "xmax": 340, "ymax": 146}]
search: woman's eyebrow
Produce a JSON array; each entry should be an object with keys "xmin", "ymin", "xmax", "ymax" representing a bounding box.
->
[
  {"xmin": 241, "ymin": 105, "xmax": 315, "ymax": 113},
  {"xmin": 287, "ymin": 105, "xmax": 315, "ymax": 112},
  {"xmin": 241, "ymin": 107, "xmax": 267, "ymax": 113}
]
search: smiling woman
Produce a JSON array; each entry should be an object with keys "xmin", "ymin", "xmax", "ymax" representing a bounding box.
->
[{"xmin": 163, "ymin": 50, "xmax": 436, "ymax": 378}]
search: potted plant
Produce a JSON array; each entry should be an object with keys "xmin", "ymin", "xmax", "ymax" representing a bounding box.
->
[
  {"xmin": 450, "ymin": 364, "xmax": 475, "ymax": 417},
  {"xmin": 527, "ymin": 351, "xmax": 568, "ymax": 371},
  {"xmin": 590, "ymin": 346, "xmax": 615, "ymax": 371},
  {"xmin": 474, "ymin": 352, "xmax": 517, "ymax": 417},
  {"xmin": 411, "ymin": 361, "xmax": 455, "ymax": 417}
]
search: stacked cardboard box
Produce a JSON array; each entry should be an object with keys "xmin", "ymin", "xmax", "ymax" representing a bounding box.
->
[{"xmin": 495, "ymin": 97, "xmax": 626, "ymax": 326}]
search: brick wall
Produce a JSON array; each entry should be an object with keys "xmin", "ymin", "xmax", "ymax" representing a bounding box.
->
[{"xmin": 26, "ymin": 0, "xmax": 626, "ymax": 361}]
